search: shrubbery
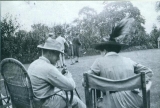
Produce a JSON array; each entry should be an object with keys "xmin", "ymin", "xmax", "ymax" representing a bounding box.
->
[{"xmin": 1, "ymin": 11, "xmax": 160, "ymax": 63}]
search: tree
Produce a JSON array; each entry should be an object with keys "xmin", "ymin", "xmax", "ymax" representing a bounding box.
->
[
  {"xmin": 150, "ymin": 25, "xmax": 160, "ymax": 48},
  {"xmin": 155, "ymin": 2, "xmax": 160, "ymax": 22},
  {"xmin": 1, "ymin": 14, "xmax": 20, "ymax": 59},
  {"xmin": 31, "ymin": 23, "xmax": 50, "ymax": 44},
  {"xmin": 98, "ymin": 1, "xmax": 147, "ymax": 47},
  {"xmin": 1, "ymin": 15, "xmax": 50, "ymax": 63},
  {"xmin": 78, "ymin": 7, "xmax": 97, "ymax": 19},
  {"xmin": 54, "ymin": 24, "xmax": 65, "ymax": 37},
  {"xmin": 14, "ymin": 30, "xmax": 27, "ymax": 60},
  {"xmin": 77, "ymin": 6, "xmax": 100, "ymax": 49}
]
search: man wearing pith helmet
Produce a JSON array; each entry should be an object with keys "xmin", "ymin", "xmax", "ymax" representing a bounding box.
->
[{"xmin": 28, "ymin": 38, "xmax": 86, "ymax": 108}]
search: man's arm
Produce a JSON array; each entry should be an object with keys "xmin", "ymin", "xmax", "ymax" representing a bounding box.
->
[
  {"xmin": 87, "ymin": 70, "xmax": 99, "ymax": 76},
  {"xmin": 63, "ymin": 38, "xmax": 69, "ymax": 48},
  {"xmin": 77, "ymin": 38, "xmax": 81, "ymax": 46},
  {"xmin": 64, "ymin": 41, "xmax": 69, "ymax": 48},
  {"xmin": 47, "ymin": 67, "xmax": 76, "ymax": 91}
]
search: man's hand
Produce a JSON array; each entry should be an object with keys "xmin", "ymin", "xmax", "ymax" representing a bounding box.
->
[
  {"xmin": 61, "ymin": 68, "xmax": 72, "ymax": 76},
  {"xmin": 61, "ymin": 68, "xmax": 68, "ymax": 75}
]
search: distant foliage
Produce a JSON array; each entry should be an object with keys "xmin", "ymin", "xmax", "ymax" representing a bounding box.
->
[
  {"xmin": 1, "ymin": 2, "xmax": 160, "ymax": 63},
  {"xmin": 155, "ymin": 1, "xmax": 160, "ymax": 22},
  {"xmin": 149, "ymin": 25, "xmax": 160, "ymax": 48},
  {"xmin": 1, "ymin": 14, "xmax": 20, "ymax": 60},
  {"xmin": 72, "ymin": 1, "xmax": 149, "ymax": 50},
  {"xmin": 1, "ymin": 15, "xmax": 49, "ymax": 63}
]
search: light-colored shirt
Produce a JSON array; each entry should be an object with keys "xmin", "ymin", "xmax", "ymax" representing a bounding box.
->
[
  {"xmin": 56, "ymin": 36, "xmax": 66, "ymax": 51},
  {"xmin": 28, "ymin": 56, "xmax": 75, "ymax": 99},
  {"xmin": 90, "ymin": 52, "xmax": 153, "ymax": 108},
  {"xmin": 91, "ymin": 52, "xmax": 153, "ymax": 79}
]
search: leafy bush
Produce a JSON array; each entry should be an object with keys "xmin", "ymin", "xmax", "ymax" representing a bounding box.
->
[{"xmin": 1, "ymin": 8, "xmax": 160, "ymax": 63}]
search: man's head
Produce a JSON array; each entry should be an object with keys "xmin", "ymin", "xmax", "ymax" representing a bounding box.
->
[
  {"xmin": 48, "ymin": 33, "xmax": 56, "ymax": 39},
  {"xmin": 37, "ymin": 38, "xmax": 63, "ymax": 65},
  {"xmin": 57, "ymin": 32, "xmax": 62, "ymax": 36},
  {"xmin": 42, "ymin": 49, "xmax": 60, "ymax": 65}
]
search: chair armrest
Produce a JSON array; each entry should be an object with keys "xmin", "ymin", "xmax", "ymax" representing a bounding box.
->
[
  {"xmin": 65, "ymin": 90, "xmax": 74, "ymax": 105},
  {"xmin": 146, "ymin": 81, "xmax": 152, "ymax": 92}
]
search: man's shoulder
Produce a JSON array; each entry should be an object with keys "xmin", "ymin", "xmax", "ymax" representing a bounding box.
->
[
  {"xmin": 61, "ymin": 36, "xmax": 66, "ymax": 41},
  {"xmin": 28, "ymin": 59, "xmax": 51, "ymax": 71}
]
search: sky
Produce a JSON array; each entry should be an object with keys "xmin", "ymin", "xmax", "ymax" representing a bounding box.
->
[{"xmin": 1, "ymin": 1, "xmax": 160, "ymax": 33}]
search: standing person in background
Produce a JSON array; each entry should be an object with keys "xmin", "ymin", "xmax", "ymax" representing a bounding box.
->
[
  {"xmin": 72, "ymin": 32, "xmax": 82, "ymax": 63},
  {"xmin": 68, "ymin": 36, "xmax": 75, "ymax": 65},
  {"xmin": 56, "ymin": 31, "xmax": 69, "ymax": 68},
  {"xmin": 72, "ymin": 32, "xmax": 81, "ymax": 63},
  {"xmin": 65, "ymin": 31, "xmax": 75, "ymax": 65},
  {"xmin": 64, "ymin": 33, "xmax": 70, "ymax": 59}
]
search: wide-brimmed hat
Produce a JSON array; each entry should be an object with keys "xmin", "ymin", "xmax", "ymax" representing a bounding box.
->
[
  {"xmin": 93, "ymin": 40, "xmax": 125, "ymax": 51},
  {"xmin": 93, "ymin": 18, "xmax": 134, "ymax": 51},
  {"xmin": 37, "ymin": 38, "xmax": 63, "ymax": 53}
]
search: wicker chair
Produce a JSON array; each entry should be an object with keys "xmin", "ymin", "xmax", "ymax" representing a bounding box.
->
[
  {"xmin": 83, "ymin": 72, "xmax": 152, "ymax": 108},
  {"xmin": 0, "ymin": 79, "xmax": 11, "ymax": 108},
  {"xmin": 0, "ymin": 58, "xmax": 73, "ymax": 108}
]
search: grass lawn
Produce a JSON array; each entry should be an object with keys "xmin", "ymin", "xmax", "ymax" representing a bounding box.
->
[{"xmin": 1, "ymin": 49, "xmax": 160, "ymax": 108}]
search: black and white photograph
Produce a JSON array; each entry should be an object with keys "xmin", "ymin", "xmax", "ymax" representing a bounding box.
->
[{"xmin": 0, "ymin": 1, "xmax": 160, "ymax": 108}]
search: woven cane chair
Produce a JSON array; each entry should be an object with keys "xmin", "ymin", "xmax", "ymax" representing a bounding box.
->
[
  {"xmin": 83, "ymin": 72, "xmax": 152, "ymax": 108},
  {"xmin": 0, "ymin": 58, "xmax": 73, "ymax": 108},
  {"xmin": 0, "ymin": 79, "xmax": 11, "ymax": 108}
]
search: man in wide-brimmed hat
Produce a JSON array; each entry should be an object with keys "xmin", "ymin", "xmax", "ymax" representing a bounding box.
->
[
  {"xmin": 28, "ymin": 38, "xmax": 86, "ymax": 108},
  {"xmin": 86, "ymin": 18, "xmax": 153, "ymax": 108}
]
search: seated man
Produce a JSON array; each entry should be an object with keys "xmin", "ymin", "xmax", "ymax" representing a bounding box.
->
[{"xmin": 28, "ymin": 38, "xmax": 86, "ymax": 108}]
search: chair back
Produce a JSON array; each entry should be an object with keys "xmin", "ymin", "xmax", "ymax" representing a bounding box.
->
[
  {"xmin": 83, "ymin": 72, "xmax": 150, "ymax": 108},
  {"xmin": 0, "ymin": 58, "xmax": 34, "ymax": 108},
  {"xmin": 0, "ymin": 78, "xmax": 12, "ymax": 108}
]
